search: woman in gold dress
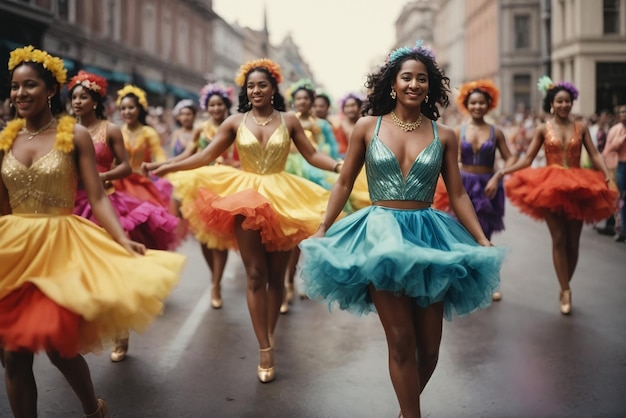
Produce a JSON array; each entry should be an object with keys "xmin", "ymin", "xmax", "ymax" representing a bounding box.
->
[
  {"xmin": 151, "ymin": 59, "xmax": 341, "ymax": 383},
  {"xmin": 0, "ymin": 46, "xmax": 184, "ymax": 417}
]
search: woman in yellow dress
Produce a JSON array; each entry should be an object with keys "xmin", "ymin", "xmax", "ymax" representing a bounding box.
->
[
  {"xmin": 113, "ymin": 85, "xmax": 172, "ymax": 209},
  {"xmin": 0, "ymin": 46, "xmax": 184, "ymax": 417},
  {"xmin": 151, "ymin": 59, "xmax": 342, "ymax": 383},
  {"xmin": 145, "ymin": 84, "xmax": 236, "ymax": 309}
]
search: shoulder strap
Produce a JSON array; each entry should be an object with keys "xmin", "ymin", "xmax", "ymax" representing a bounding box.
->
[{"xmin": 374, "ymin": 116, "xmax": 383, "ymax": 136}]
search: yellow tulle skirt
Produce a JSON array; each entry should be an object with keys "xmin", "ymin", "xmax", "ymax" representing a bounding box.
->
[
  {"xmin": 0, "ymin": 214, "xmax": 185, "ymax": 356},
  {"xmin": 178, "ymin": 165, "xmax": 331, "ymax": 252}
]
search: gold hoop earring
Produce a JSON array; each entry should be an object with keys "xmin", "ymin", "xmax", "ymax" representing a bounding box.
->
[{"xmin": 390, "ymin": 89, "xmax": 397, "ymax": 99}]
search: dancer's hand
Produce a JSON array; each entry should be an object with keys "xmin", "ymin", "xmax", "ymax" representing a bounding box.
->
[
  {"xmin": 151, "ymin": 163, "xmax": 171, "ymax": 178},
  {"xmin": 477, "ymin": 238, "xmax": 494, "ymax": 247},
  {"xmin": 117, "ymin": 237, "xmax": 147, "ymax": 255},
  {"xmin": 484, "ymin": 177, "xmax": 499, "ymax": 199}
]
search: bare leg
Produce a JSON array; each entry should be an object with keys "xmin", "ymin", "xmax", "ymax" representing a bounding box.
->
[
  {"xmin": 46, "ymin": 351, "xmax": 98, "ymax": 414},
  {"xmin": 369, "ymin": 285, "xmax": 421, "ymax": 418},
  {"xmin": 412, "ymin": 302, "xmax": 444, "ymax": 393},
  {"xmin": 233, "ymin": 216, "xmax": 272, "ymax": 368},
  {"xmin": 543, "ymin": 211, "xmax": 570, "ymax": 291},
  {"xmin": 201, "ymin": 244, "xmax": 229, "ymax": 308},
  {"xmin": 564, "ymin": 219, "xmax": 583, "ymax": 282},
  {"xmin": 280, "ymin": 248, "xmax": 299, "ymax": 313},
  {"xmin": 267, "ymin": 250, "xmax": 289, "ymax": 337},
  {"xmin": 4, "ymin": 351, "xmax": 37, "ymax": 418}
]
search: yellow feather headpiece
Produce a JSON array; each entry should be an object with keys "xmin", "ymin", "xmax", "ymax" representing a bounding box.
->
[
  {"xmin": 234, "ymin": 58, "xmax": 282, "ymax": 87},
  {"xmin": 116, "ymin": 85, "xmax": 148, "ymax": 109},
  {"xmin": 8, "ymin": 45, "xmax": 67, "ymax": 86}
]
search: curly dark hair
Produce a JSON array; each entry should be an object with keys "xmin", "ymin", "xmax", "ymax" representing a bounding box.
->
[
  {"xmin": 542, "ymin": 87, "xmax": 574, "ymax": 114},
  {"xmin": 10, "ymin": 62, "xmax": 64, "ymax": 117},
  {"xmin": 69, "ymin": 84, "xmax": 107, "ymax": 120},
  {"xmin": 362, "ymin": 53, "xmax": 450, "ymax": 120},
  {"xmin": 237, "ymin": 67, "xmax": 286, "ymax": 113}
]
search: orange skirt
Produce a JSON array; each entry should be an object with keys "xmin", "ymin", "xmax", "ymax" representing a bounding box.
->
[{"xmin": 505, "ymin": 166, "xmax": 617, "ymax": 222}]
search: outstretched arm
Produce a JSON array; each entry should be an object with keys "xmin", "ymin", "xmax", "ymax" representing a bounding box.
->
[
  {"xmin": 484, "ymin": 127, "xmax": 517, "ymax": 198},
  {"xmin": 287, "ymin": 112, "xmax": 340, "ymax": 173},
  {"xmin": 494, "ymin": 124, "xmax": 546, "ymax": 179},
  {"xmin": 151, "ymin": 115, "xmax": 238, "ymax": 176}
]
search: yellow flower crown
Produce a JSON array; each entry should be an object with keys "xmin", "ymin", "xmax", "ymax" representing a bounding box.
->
[
  {"xmin": 116, "ymin": 85, "xmax": 148, "ymax": 109},
  {"xmin": 8, "ymin": 45, "xmax": 67, "ymax": 85},
  {"xmin": 235, "ymin": 58, "xmax": 283, "ymax": 87}
]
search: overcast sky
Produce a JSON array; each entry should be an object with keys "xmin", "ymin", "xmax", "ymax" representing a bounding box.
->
[{"xmin": 213, "ymin": 0, "xmax": 407, "ymax": 104}]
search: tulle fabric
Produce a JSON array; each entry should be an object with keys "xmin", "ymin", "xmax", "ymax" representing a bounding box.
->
[
  {"xmin": 180, "ymin": 165, "xmax": 329, "ymax": 252},
  {"xmin": 433, "ymin": 172, "xmax": 504, "ymax": 239},
  {"xmin": 299, "ymin": 206, "xmax": 506, "ymax": 321},
  {"xmin": 0, "ymin": 214, "xmax": 185, "ymax": 356},
  {"xmin": 113, "ymin": 173, "xmax": 173, "ymax": 208},
  {"xmin": 74, "ymin": 189, "xmax": 179, "ymax": 250},
  {"xmin": 505, "ymin": 166, "xmax": 618, "ymax": 222}
]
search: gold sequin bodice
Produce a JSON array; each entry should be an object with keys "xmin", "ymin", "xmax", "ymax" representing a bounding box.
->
[
  {"xmin": 2, "ymin": 148, "xmax": 77, "ymax": 214},
  {"xmin": 235, "ymin": 113, "xmax": 290, "ymax": 174}
]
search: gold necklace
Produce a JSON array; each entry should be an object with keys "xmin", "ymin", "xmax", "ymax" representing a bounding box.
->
[
  {"xmin": 22, "ymin": 117, "xmax": 56, "ymax": 140},
  {"xmin": 85, "ymin": 121, "xmax": 104, "ymax": 138},
  {"xmin": 251, "ymin": 110, "xmax": 276, "ymax": 127},
  {"xmin": 390, "ymin": 111, "xmax": 422, "ymax": 132}
]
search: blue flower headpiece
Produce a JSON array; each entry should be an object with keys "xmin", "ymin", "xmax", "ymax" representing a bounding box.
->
[{"xmin": 386, "ymin": 40, "xmax": 436, "ymax": 66}]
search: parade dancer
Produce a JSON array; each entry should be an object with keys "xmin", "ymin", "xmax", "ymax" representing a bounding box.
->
[
  {"xmin": 498, "ymin": 76, "xmax": 616, "ymax": 315},
  {"xmin": 298, "ymin": 41, "xmax": 506, "ymax": 418},
  {"xmin": 113, "ymin": 85, "xmax": 173, "ymax": 209},
  {"xmin": 151, "ymin": 59, "xmax": 341, "ymax": 383},
  {"xmin": 69, "ymin": 71, "xmax": 179, "ymax": 252},
  {"xmin": 170, "ymin": 99, "xmax": 197, "ymax": 157},
  {"xmin": 433, "ymin": 80, "xmax": 516, "ymax": 300},
  {"xmin": 0, "ymin": 46, "xmax": 184, "ymax": 418},
  {"xmin": 145, "ymin": 84, "xmax": 236, "ymax": 309}
]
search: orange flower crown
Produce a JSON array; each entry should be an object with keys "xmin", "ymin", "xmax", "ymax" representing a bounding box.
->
[
  {"xmin": 8, "ymin": 45, "xmax": 67, "ymax": 85},
  {"xmin": 68, "ymin": 70, "xmax": 108, "ymax": 98},
  {"xmin": 456, "ymin": 79, "xmax": 499, "ymax": 112},
  {"xmin": 116, "ymin": 85, "xmax": 148, "ymax": 109},
  {"xmin": 235, "ymin": 58, "xmax": 282, "ymax": 87}
]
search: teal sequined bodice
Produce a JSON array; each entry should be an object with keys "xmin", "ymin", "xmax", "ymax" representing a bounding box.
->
[{"xmin": 365, "ymin": 117, "xmax": 442, "ymax": 203}]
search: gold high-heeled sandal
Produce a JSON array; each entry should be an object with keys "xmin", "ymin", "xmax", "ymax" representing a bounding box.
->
[
  {"xmin": 257, "ymin": 347, "xmax": 275, "ymax": 383},
  {"xmin": 560, "ymin": 289, "xmax": 572, "ymax": 315},
  {"xmin": 211, "ymin": 285, "xmax": 222, "ymax": 309},
  {"xmin": 85, "ymin": 399, "xmax": 108, "ymax": 418},
  {"xmin": 110, "ymin": 338, "xmax": 129, "ymax": 362}
]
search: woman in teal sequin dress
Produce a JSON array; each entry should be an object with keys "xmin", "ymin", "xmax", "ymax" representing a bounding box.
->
[{"xmin": 299, "ymin": 42, "xmax": 506, "ymax": 418}]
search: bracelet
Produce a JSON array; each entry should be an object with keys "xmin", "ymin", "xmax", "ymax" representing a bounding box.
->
[{"xmin": 334, "ymin": 160, "xmax": 344, "ymax": 173}]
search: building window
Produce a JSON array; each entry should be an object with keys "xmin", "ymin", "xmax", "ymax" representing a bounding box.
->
[
  {"xmin": 513, "ymin": 74, "xmax": 532, "ymax": 112},
  {"xmin": 603, "ymin": 0, "xmax": 620, "ymax": 34},
  {"xmin": 58, "ymin": 0, "xmax": 69, "ymax": 19},
  {"xmin": 514, "ymin": 15, "xmax": 530, "ymax": 49}
]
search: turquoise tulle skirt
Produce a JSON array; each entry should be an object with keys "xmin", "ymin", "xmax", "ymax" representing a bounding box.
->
[{"xmin": 299, "ymin": 206, "xmax": 506, "ymax": 320}]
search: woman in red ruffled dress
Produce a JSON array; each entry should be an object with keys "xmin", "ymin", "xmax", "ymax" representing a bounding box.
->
[{"xmin": 496, "ymin": 77, "xmax": 616, "ymax": 315}]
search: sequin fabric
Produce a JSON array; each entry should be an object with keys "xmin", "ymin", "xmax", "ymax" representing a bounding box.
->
[
  {"xmin": 544, "ymin": 120, "xmax": 581, "ymax": 168},
  {"xmin": 366, "ymin": 117, "xmax": 442, "ymax": 203},
  {"xmin": 2, "ymin": 148, "xmax": 77, "ymax": 214},
  {"xmin": 235, "ymin": 113, "xmax": 290, "ymax": 174}
]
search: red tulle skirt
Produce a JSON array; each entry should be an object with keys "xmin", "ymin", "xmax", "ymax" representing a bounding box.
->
[{"xmin": 505, "ymin": 166, "xmax": 617, "ymax": 222}]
